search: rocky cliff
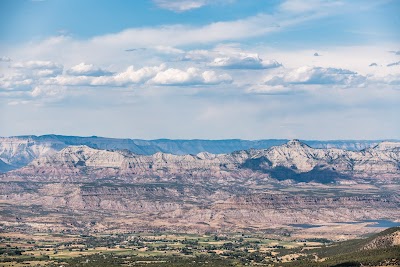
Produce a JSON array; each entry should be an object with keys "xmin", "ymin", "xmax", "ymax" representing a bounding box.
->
[
  {"xmin": 6, "ymin": 140, "xmax": 400, "ymax": 183},
  {"xmin": 1, "ymin": 135, "xmax": 395, "ymax": 172},
  {"xmin": 1, "ymin": 139, "xmax": 399, "ymax": 235}
]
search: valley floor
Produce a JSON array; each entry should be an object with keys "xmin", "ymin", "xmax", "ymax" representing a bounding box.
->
[{"xmin": 1, "ymin": 229, "xmax": 399, "ymax": 267}]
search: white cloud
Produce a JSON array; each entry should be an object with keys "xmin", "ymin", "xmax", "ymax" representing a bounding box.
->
[
  {"xmin": 279, "ymin": 0, "xmax": 343, "ymax": 13},
  {"xmin": 3, "ymin": 2, "xmax": 355, "ymax": 70},
  {"xmin": 45, "ymin": 64, "xmax": 167, "ymax": 87},
  {"xmin": 44, "ymin": 75, "xmax": 93, "ymax": 86},
  {"xmin": 74, "ymin": 9, "xmax": 317, "ymax": 51},
  {"xmin": 265, "ymin": 66, "xmax": 366, "ymax": 87},
  {"xmin": 150, "ymin": 67, "xmax": 232, "ymax": 85},
  {"xmin": 31, "ymin": 86, "xmax": 64, "ymax": 98},
  {"xmin": 246, "ymin": 84, "xmax": 297, "ymax": 95},
  {"xmin": 152, "ymin": 0, "xmax": 234, "ymax": 12},
  {"xmin": 153, "ymin": 0, "xmax": 207, "ymax": 12},
  {"xmin": 0, "ymin": 74, "xmax": 33, "ymax": 90},
  {"xmin": 43, "ymin": 64, "xmax": 231, "ymax": 87},
  {"xmin": 0, "ymin": 60, "xmax": 63, "ymax": 91},
  {"xmin": 202, "ymin": 70, "xmax": 232, "ymax": 84},
  {"xmin": 209, "ymin": 53, "xmax": 282, "ymax": 69},
  {"xmin": 153, "ymin": 46, "xmax": 185, "ymax": 55},
  {"xmin": 108, "ymin": 64, "xmax": 167, "ymax": 85},
  {"xmin": 180, "ymin": 45, "xmax": 283, "ymax": 72},
  {"xmin": 13, "ymin": 60, "xmax": 62, "ymax": 70},
  {"xmin": 11, "ymin": 60, "xmax": 63, "ymax": 78},
  {"xmin": 7, "ymin": 100, "xmax": 30, "ymax": 106},
  {"xmin": 66, "ymin": 62, "xmax": 113, "ymax": 76},
  {"xmin": 36, "ymin": 69, "xmax": 61, "ymax": 77},
  {"xmin": 180, "ymin": 49, "xmax": 211, "ymax": 61}
]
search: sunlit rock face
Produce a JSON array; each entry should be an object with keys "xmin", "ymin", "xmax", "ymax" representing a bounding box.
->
[
  {"xmin": 0, "ymin": 135, "xmax": 391, "ymax": 173},
  {"xmin": 6, "ymin": 140, "xmax": 399, "ymax": 182},
  {"xmin": 1, "ymin": 140, "xmax": 399, "ymax": 234}
]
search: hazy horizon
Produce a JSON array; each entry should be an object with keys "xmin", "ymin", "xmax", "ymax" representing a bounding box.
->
[{"xmin": 2, "ymin": 133, "xmax": 400, "ymax": 143}]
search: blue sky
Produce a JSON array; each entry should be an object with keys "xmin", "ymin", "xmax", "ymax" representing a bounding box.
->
[{"xmin": 0, "ymin": 0, "xmax": 399, "ymax": 139}]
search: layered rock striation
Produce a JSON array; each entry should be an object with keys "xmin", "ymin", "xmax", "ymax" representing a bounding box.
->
[
  {"xmin": 1, "ymin": 135, "xmax": 396, "ymax": 172},
  {"xmin": 6, "ymin": 140, "xmax": 400, "ymax": 183}
]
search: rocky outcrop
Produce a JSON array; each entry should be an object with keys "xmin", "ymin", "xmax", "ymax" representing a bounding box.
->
[
  {"xmin": 0, "ymin": 136, "xmax": 60, "ymax": 170},
  {"xmin": 362, "ymin": 227, "xmax": 400, "ymax": 250}
]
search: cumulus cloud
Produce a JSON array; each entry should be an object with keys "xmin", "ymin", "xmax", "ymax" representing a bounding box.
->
[
  {"xmin": 44, "ymin": 75, "xmax": 93, "ymax": 86},
  {"xmin": 47, "ymin": 64, "xmax": 232, "ymax": 87},
  {"xmin": 0, "ymin": 74, "xmax": 33, "ymax": 90},
  {"xmin": 31, "ymin": 86, "xmax": 64, "ymax": 98},
  {"xmin": 35, "ymin": 69, "xmax": 61, "ymax": 77},
  {"xmin": 13, "ymin": 60, "xmax": 62, "ymax": 70},
  {"xmin": 46, "ymin": 64, "xmax": 167, "ymax": 87},
  {"xmin": 313, "ymin": 52, "xmax": 320, "ymax": 56},
  {"xmin": 387, "ymin": 61, "xmax": 400, "ymax": 67},
  {"xmin": 150, "ymin": 67, "xmax": 232, "ymax": 85},
  {"xmin": 209, "ymin": 53, "xmax": 282, "ymax": 69},
  {"xmin": 98, "ymin": 64, "xmax": 167, "ymax": 86},
  {"xmin": 12, "ymin": 60, "xmax": 63, "ymax": 77},
  {"xmin": 0, "ymin": 60, "xmax": 64, "ymax": 91},
  {"xmin": 66, "ymin": 62, "xmax": 113, "ymax": 77},
  {"xmin": 369, "ymin": 62, "xmax": 378, "ymax": 67},
  {"xmin": 265, "ymin": 66, "xmax": 366, "ymax": 87}
]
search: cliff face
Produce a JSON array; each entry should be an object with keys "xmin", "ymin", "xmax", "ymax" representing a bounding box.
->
[
  {"xmin": 1, "ymin": 179, "xmax": 399, "ymax": 234},
  {"xmin": 0, "ymin": 135, "xmax": 395, "ymax": 172},
  {"xmin": 1, "ymin": 139, "xmax": 399, "ymax": 234},
  {"xmin": 7, "ymin": 140, "xmax": 400, "ymax": 183},
  {"xmin": 0, "ymin": 137, "xmax": 60, "ymax": 171}
]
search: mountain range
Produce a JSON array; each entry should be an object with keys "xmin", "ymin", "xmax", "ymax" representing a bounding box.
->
[
  {"xmin": 1, "ymin": 136, "xmax": 399, "ymax": 234},
  {"xmin": 4, "ymin": 139, "xmax": 400, "ymax": 184},
  {"xmin": 1, "ymin": 134, "xmax": 398, "ymax": 173}
]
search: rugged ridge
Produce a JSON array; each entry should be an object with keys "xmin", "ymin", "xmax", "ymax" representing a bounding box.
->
[
  {"xmin": 1, "ymin": 135, "xmax": 396, "ymax": 172},
  {"xmin": 6, "ymin": 140, "xmax": 400, "ymax": 183},
  {"xmin": 1, "ymin": 140, "xmax": 400, "ymax": 234},
  {"xmin": 362, "ymin": 227, "xmax": 400, "ymax": 250}
]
